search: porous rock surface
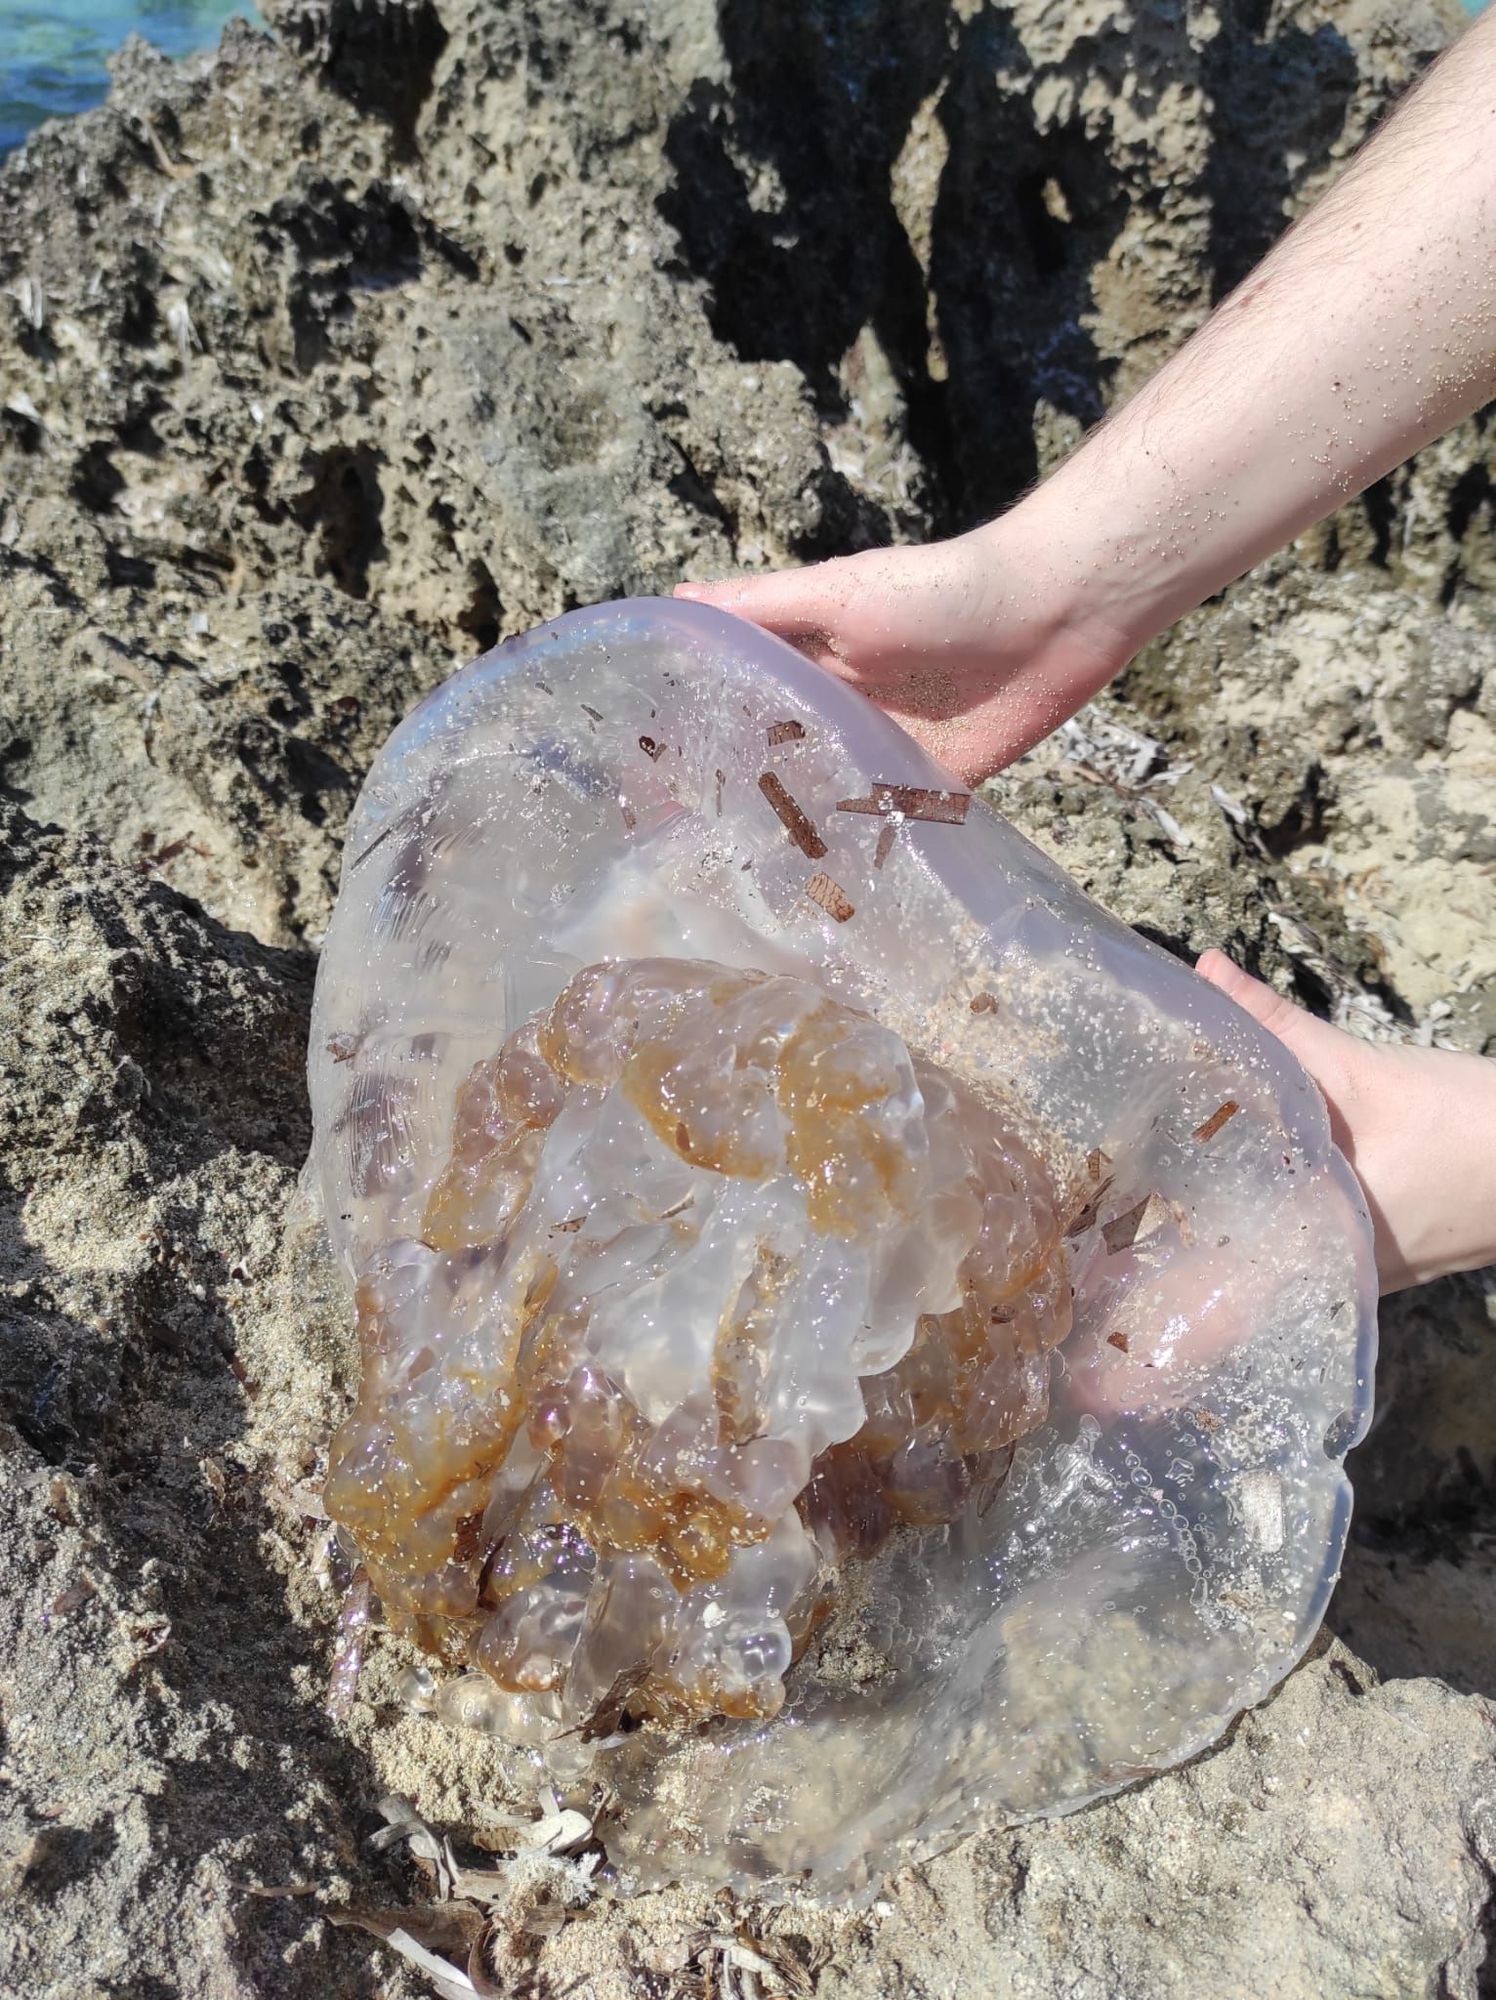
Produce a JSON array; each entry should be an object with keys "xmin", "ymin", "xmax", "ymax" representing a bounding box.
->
[{"xmin": 0, "ymin": 0, "xmax": 1492, "ymax": 1994}]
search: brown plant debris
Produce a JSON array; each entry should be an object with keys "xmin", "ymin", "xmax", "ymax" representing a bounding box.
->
[
  {"xmin": 1193, "ymin": 1099, "xmax": 1242, "ymax": 1143},
  {"xmin": 683, "ymin": 1927, "xmax": 817, "ymax": 2000},
  {"xmin": 1102, "ymin": 1194, "xmax": 1172, "ymax": 1254},
  {"xmin": 766, "ymin": 719, "xmax": 805, "ymax": 746},
  {"xmin": 758, "ymin": 773, "xmax": 827, "ymax": 858},
  {"xmin": 804, "ymin": 872, "xmax": 855, "ymax": 922},
  {"xmin": 578, "ymin": 1660, "xmax": 654, "ymax": 1742},
  {"xmin": 1066, "ymin": 1173, "xmax": 1116, "ymax": 1239},
  {"xmin": 451, "ymin": 1512, "xmax": 484, "ymax": 1563},
  {"xmin": 836, "ymin": 784, "xmax": 971, "ymax": 824}
]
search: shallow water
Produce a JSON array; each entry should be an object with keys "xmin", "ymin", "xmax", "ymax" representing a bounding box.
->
[{"xmin": 0, "ymin": 0, "xmax": 258, "ymax": 155}]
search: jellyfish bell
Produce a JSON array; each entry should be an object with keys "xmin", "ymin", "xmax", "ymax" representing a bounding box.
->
[{"xmin": 307, "ymin": 597, "xmax": 1376, "ymax": 1895}]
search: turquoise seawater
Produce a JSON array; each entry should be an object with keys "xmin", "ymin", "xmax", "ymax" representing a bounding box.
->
[{"xmin": 0, "ymin": 0, "xmax": 258, "ymax": 155}]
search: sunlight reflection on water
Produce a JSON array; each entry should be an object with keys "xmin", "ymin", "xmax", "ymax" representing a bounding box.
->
[{"xmin": 1, "ymin": 0, "xmax": 260, "ymax": 155}]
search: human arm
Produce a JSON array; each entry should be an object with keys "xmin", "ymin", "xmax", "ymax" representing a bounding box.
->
[{"xmin": 677, "ymin": 7, "xmax": 1496, "ymax": 783}]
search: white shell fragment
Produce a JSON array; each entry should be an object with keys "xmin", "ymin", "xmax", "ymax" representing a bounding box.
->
[{"xmin": 307, "ymin": 598, "xmax": 1377, "ymax": 1894}]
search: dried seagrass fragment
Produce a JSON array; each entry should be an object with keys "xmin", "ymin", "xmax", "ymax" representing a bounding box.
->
[
  {"xmin": 837, "ymin": 784, "xmax": 972, "ymax": 824},
  {"xmin": 757, "ymin": 772, "xmax": 827, "ymax": 859},
  {"xmin": 307, "ymin": 598, "xmax": 1377, "ymax": 1896}
]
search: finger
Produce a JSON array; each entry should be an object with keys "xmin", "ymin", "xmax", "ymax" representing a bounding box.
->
[
  {"xmin": 673, "ymin": 566, "xmax": 857, "ymax": 669},
  {"xmin": 673, "ymin": 565, "xmax": 833, "ymax": 619},
  {"xmin": 1194, "ymin": 948, "xmax": 1381, "ymax": 1203},
  {"xmin": 1194, "ymin": 948, "xmax": 1347, "ymax": 1076}
]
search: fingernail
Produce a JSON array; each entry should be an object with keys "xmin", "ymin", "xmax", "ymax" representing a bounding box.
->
[{"xmin": 673, "ymin": 582, "xmax": 714, "ymax": 600}]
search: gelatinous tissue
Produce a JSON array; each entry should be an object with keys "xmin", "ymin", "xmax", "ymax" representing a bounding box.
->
[{"xmin": 306, "ymin": 599, "xmax": 1377, "ymax": 1894}]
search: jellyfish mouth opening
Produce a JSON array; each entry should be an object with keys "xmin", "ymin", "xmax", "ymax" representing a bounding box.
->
[{"xmin": 324, "ymin": 958, "xmax": 1074, "ymax": 1738}]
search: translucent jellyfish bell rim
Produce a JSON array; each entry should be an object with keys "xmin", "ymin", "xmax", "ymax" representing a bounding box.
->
[{"xmin": 312, "ymin": 593, "xmax": 1381, "ymax": 1886}]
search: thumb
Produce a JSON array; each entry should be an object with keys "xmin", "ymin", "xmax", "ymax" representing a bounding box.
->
[
  {"xmin": 673, "ymin": 565, "xmax": 851, "ymax": 667},
  {"xmin": 673, "ymin": 566, "xmax": 827, "ymax": 620},
  {"xmin": 1194, "ymin": 948, "xmax": 1351, "ymax": 1081}
]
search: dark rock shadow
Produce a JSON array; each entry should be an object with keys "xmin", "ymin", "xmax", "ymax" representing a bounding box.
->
[
  {"xmin": 1201, "ymin": 3, "xmax": 1359, "ymax": 301},
  {"xmin": 658, "ymin": 0, "xmax": 950, "ymax": 543},
  {"xmin": 1328, "ymin": 1271, "xmax": 1496, "ymax": 1700},
  {"xmin": 922, "ymin": 8, "xmax": 1128, "ymax": 523},
  {"xmin": 658, "ymin": 0, "xmax": 1127, "ymax": 537},
  {"xmin": 659, "ymin": 1, "xmax": 1371, "ymax": 540},
  {"xmin": 658, "ymin": 2, "xmax": 949, "ymax": 405},
  {"xmin": 292, "ymin": 444, "xmax": 388, "ymax": 599},
  {"xmin": 269, "ymin": 0, "xmax": 449, "ymax": 155}
]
